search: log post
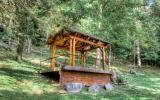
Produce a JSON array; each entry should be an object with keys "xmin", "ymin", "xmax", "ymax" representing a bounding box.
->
[
  {"xmin": 96, "ymin": 48, "xmax": 101, "ymax": 67},
  {"xmin": 69, "ymin": 38, "xmax": 75, "ymax": 66},
  {"xmin": 80, "ymin": 51, "xmax": 86, "ymax": 67},
  {"xmin": 108, "ymin": 45, "xmax": 111, "ymax": 67},
  {"xmin": 101, "ymin": 47, "xmax": 106, "ymax": 70},
  {"xmin": 83, "ymin": 52, "xmax": 86, "ymax": 67},
  {"xmin": 51, "ymin": 45, "xmax": 56, "ymax": 71},
  {"xmin": 72, "ymin": 38, "xmax": 76, "ymax": 66},
  {"xmin": 69, "ymin": 38, "xmax": 73, "ymax": 66}
]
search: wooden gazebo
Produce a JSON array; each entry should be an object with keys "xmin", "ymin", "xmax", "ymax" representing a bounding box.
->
[{"xmin": 47, "ymin": 27, "xmax": 112, "ymax": 86}]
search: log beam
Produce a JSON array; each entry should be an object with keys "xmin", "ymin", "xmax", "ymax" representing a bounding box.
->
[
  {"xmin": 70, "ymin": 36, "xmax": 105, "ymax": 48},
  {"xmin": 54, "ymin": 37, "xmax": 69, "ymax": 45}
]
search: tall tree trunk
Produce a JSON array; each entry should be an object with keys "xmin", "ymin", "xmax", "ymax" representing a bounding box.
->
[
  {"xmin": 134, "ymin": 40, "xmax": 141, "ymax": 67},
  {"xmin": 136, "ymin": 40, "xmax": 141, "ymax": 67},
  {"xmin": 26, "ymin": 37, "xmax": 32, "ymax": 54},
  {"xmin": 108, "ymin": 45, "xmax": 112, "ymax": 67},
  {"xmin": 8, "ymin": 36, "xmax": 12, "ymax": 51},
  {"xmin": 96, "ymin": 0, "xmax": 104, "ymax": 67},
  {"xmin": 98, "ymin": 0, "xmax": 104, "ymax": 31},
  {"xmin": 16, "ymin": 37, "xmax": 23, "ymax": 61},
  {"xmin": 133, "ymin": 41, "xmax": 136, "ymax": 67}
]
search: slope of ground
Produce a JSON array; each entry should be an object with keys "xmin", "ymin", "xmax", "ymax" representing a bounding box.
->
[{"xmin": 0, "ymin": 47, "xmax": 160, "ymax": 100}]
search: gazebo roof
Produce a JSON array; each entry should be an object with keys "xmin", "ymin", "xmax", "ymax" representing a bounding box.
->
[{"xmin": 47, "ymin": 27, "xmax": 110, "ymax": 52}]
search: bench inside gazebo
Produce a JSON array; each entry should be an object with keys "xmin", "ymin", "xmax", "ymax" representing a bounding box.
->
[{"xmin": 46, "ymin": 27, "xmax": 112, "ymax": 86}]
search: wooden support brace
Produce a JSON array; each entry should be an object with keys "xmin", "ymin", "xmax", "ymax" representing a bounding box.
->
[{"xmin": 70, "ymin": 35, "xmax": 105, "ymax": 48}]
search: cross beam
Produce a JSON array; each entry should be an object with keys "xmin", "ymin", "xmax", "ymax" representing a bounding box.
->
[{"xmin": 70, "ymin": 36, "xmax": 105, "ymax": 48}]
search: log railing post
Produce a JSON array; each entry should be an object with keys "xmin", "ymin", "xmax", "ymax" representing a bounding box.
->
[
  {"xmin": 69, "ymin": 38, "xmax": 73, "ymax": 66},
  {"xmin": 51, "ymin": 45, "xmax": 56, "ymax": 71},
  {"xmin": 101, "ymin": 47, "xmax": 106, "ymax": 70},
  {"xmin": 72, "ymin": 38, "xmax": 76, "ymax": 66},
  {"xmin": 69, "ymin": 38, "xmax": 76, "ymax": 66},
  {"xmin": 80, "ymin": 51, "xmax": 86, "ymax": 67},
  {"xmin": 96, "ymin": 48, "xmax": 101, "ymax": 67}
]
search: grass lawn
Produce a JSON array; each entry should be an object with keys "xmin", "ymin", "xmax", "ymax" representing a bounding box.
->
[{"xmin": 0, "ymin": 49, "xmax": 160, "ymax": 100}]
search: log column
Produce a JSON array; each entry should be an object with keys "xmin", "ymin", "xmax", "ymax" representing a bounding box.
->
[
  {"xmin": 51, "ymin": 45, "xmax": 56, "ymax": 71},
  {"xmin": 73, "ymin": 38, "xmax": 76, "ymax": 66},
  {"xmin": 69, "ymin": 38, "xmax": 76, "ymax": 66},
  {"xmin": 101, "ymin": 47, "xmax": 106, "ymax": 70},
  {"xmin": 96, "ymin": 48, "xmax": 101, "ymax": 67},
  {"xmin": 80, "ymin": 51, "xmax": 86, "ymax": 67}
]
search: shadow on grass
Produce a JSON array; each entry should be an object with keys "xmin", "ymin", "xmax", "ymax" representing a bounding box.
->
[
  {"xmin": 22, "ymin": 59, "xmax": 49, "ymax": 71},
  {"xmin": 1, "ymin": 87, "xmax": 159, "ymax": 100},
  {"xmin": 0, "ymin": 90, "xmax": 100, "ymax": 100},
  {"xmin": 0, "ymin": 90, "xmax": 63, "ymax": 100},
  {"xmin": 22, "ymin": 59, "xmax": 41, "ymax": 70},
  {"xmin": 0, "ymin": 67, "xmax": 36, "ymax": 81}
]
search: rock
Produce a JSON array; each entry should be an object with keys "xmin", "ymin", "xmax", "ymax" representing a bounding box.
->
[
  {"xmin": 129, "ymin": 69, "xmax": 137, "ymax": 75},
  {"xmin": 88, "ymin": 83, "xmax": 101, "ymax": 93},
  {"xmin": 105, "ymin": 83, "xmax": 114, "ymax": 90},
  {"xmin": 110, "ymin": 70, "xmax": 117, "ymax": 83},
  {"xmin": 66, "ymin": 83, "xmax": 83, "ymax": 93},
  {"xmin": 59, "ymin": 90, "xmax": 67, "ymax": 94}
]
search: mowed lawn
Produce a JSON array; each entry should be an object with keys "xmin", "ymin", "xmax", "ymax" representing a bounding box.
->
[{"xmin": 0, "ymin": 51, "xmax": 160, "ymax": 100}]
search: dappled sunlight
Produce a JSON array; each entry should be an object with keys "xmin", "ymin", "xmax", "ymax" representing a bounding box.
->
[
  {"xmin": 134, "ymin": 85, "xmax": 160, "ymax": 95},
  {"xmin": 139, "ymin": 97, "xmax": 153, "ymax": 100},
  {"xmin": 1, "ymin": 51, "xmax": 160, "ymax": 99},
  {"xmin": 29, "ymin": 86, "xmax": 44, "ymax": 95},
  {"xmin": 0, "ymin": 63, "xmax": 11, "ymax": 68},
  {"xmin": 109, "ymin": 65, "xmax": 125, "ymax": 73},
  {"xmin": 149, "ymin": 78, "xmax": 160, "ymax": 82},
  {"xmin": 0, "ymin": 76, "xmax": 19, "ymax": 92}
]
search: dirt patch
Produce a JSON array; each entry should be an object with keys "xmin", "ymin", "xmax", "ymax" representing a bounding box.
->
[{"xmin": 0, "ymin": 64, "xmax": 11, "ymax": 68}]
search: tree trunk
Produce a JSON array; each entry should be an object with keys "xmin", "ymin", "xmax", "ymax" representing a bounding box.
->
[
  {"xmin": 108, "ymin": 45, "xmax": 111, "ymax": 67},
  {"xmin": 26, "ymin": 37, "xmax": 32, "ymax": 54},
  {"xmin": 134, "ymin": 40, "xmax": 141, "ymax": 67},
  {"xmin": 133, "ymin": 41, "xmax": 136, "ymax": 67},
  {"xmin": 16, "ymin": 37, "xmax": 23, "ymax": 61},
  {"xmin": 98, "ymin": 0, "xmax": 104, "ymax": 31},
  {"xmin": 96, "ymin": 0, "xmax": 104, "ymax": 68},
  {"xmin": 136, "ymin": 40, "xmax": 141, "ymax": 67},
  {"xmin": 8, "ymin": 36, "xmax": 12, "ymax": 51}
]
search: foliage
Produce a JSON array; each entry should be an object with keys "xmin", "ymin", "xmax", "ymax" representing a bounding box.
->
[
  {"xmin": 116, "ymin": 74, "xmax": 127, "ymax": 84},
  {"xmin": 0, "ymin": 0, "xmax": 159, "ymax": 65}
]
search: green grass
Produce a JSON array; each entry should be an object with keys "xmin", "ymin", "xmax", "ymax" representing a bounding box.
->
[{"xmin": 0, "ymin": 49, "xmax": 160, "ymax": 100}]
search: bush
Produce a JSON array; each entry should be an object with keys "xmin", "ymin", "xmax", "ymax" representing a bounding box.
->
[{"xmin": 116, "ymin": 74, "xmax": 126, "ymax": 84}]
